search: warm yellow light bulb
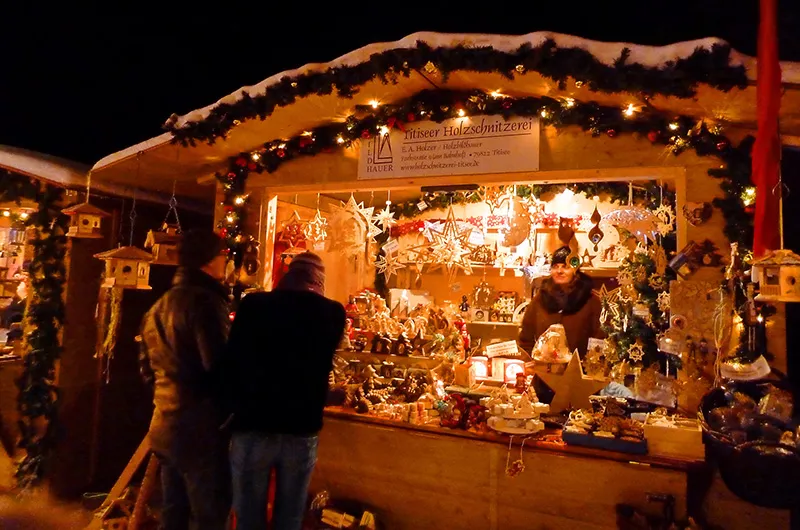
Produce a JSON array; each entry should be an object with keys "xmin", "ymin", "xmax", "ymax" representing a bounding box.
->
[
  {"xmin": 457, "ymin": 109, "xmax": 466, "ymax": 117},
  {"xmin": 757, "ymin": 315, "xmax": 764, "ymax": 323},
  {"xmin": 623, "ymin": 103, "xmax": 636, "ymax": 117},
  {"xmin": 336, "ymin": 136, "xmax": 345, "ymax": 144},
  {"xmin": 19, "ymin": 212, "xmax": 28, "ymax": 219},
  {"xmin": 490, "ymin": 90, "xmax": 502, "ymax": 98},
  {"xmin": 225, "ymin": 215, "xmax": 235, "ymax": 224},
  {"xmin": 369, "ymin": 100, "xmax": 380, "ymax": 109},
  {"xmin": 2, "ymin": 211, "xmax": 9, "ymax": 217},
  {"xmin": 741, "ymin": 186, "xmax": 757, "ymax": 207},
  {"xmin": 251, "ymin": 152, "xmax": 260, "ymax": 161},
  {"xmin": 234, "ymin": 196, "xmax": 246, "ymax": 206},
  {"xmin": 379, "ymin": 126, "xmax": 390, "ymax": 136},
  {"xmin": 563, "ymin": 98, "xmax": 575, "ymax": 108},
  {"xmin": 540, "ymin": 109, "xmax": 549, "ymax": 118},
  {"xmin": 669, "ymin": 122, "xmax": 679, "ymax": 131}
]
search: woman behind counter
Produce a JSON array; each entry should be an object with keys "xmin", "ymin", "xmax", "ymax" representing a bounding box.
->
[{"xmin": 518, "ymin": 246, "xmax": 604, "ymax": 358}]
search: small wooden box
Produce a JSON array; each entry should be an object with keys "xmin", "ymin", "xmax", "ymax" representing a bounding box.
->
[{"xmin": 643, "ymin": 415, "xmax": 705, "ymax": 460}]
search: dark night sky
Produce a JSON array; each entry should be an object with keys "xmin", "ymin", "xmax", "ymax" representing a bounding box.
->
[{"xmin": 1, "ymin": 1, "xmax": 797, "ymax": 166}]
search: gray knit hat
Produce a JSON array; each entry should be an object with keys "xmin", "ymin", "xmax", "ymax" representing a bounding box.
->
[{"xmin": 279, "ymin": 251, "xmax": 326, "ymax": 291}]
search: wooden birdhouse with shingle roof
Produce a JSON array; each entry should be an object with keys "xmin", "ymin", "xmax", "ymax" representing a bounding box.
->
[
  {"xmin": 62, "ymin": 202, "xmax": 111, "ymax": 238},
  {"xmin": 752, "ymin": 249, "xmax": 800, "ymax": 303},
  {"xmin": 94, "ymin": 246, "xmax": 153, "ymax": 289},
  {"xmin": 145, "ymin": 222, "xmax": 182, "ymax": 265}
]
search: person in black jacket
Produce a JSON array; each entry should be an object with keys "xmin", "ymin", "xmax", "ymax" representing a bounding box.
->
[
  {"xmin": 224, "ymin": 252, "xmax": 345, "ymax": 530},
  {"xmin": 139, "ymin": 230, "xmax": 232, "ymax": 530}
]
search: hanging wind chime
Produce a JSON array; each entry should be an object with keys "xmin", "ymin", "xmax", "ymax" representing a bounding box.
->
[{"xmin": 62, "ymin": 170, "xmax": 111, "ymax": 238}]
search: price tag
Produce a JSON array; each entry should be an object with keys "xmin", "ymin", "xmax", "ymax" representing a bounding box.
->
[
  {"xmin": 382, "ymin": 238, "xmax": 400, "ymax": 254},
  {"xmin": 417, "ymin": 200, "xmax": 429, "ymax": 211},
  {"xmin": 485, "ymin": 340, "xmax": 520, "ymax": 358}
]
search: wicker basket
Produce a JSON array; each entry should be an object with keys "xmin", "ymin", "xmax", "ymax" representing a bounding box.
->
[{"xmin": 698, "ymin": 382, "xmax": 800, "ymax": 509}]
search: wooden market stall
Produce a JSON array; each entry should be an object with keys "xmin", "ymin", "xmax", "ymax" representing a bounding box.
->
[{"xmin": 88, "ymin": 32, "xmax": 800, "ymax": 528}]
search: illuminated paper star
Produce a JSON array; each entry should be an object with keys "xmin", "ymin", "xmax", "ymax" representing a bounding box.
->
[
  {"xmin": 372, "ymin": 204, "xmax": 397, "ymax": 232},
  {"xmin": 279, "ymin": 210, "xmax": 307, "ymax": 249},
  {"xmin": 303, "ymin": 210, "xmax": 328, "ymax": 245},
  {"xmin": 426, "ymin": 206, "xmax": 476, "ymax": 280},
  {"xmin": 374, "ymin": 251, "xmax": 406, "ymax": 281}
]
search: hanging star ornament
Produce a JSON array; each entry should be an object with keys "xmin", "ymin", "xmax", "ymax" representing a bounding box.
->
[
  {"xmin": 329, "ymin": 195, "xmax": 378, "ymax": 258},
  {"xmin": 374, "ymin": 251, "xmax": 406, "ymax": 281},
  {"xmin": 581, "ymin": 249, "xmax": 596, "ymax": 267},
  {"xmin": 279, "ymin": 210, "xmax": 308, "ymax": 249},
  {"xmin": 535, "ymin": 353, "xmax": 609, "ymax": 413},
  {"xmin": 373, "ymin": 203, "xmax": 397, "ymax": 232},
  {"xmin": 426, "ymin": 206, "xmax": 476, "ymax": 280},
  {"xmin": 627, "ymin": 341, "xmax": 646, "ymax": 363},
  {"xmin": 304, "ymin": 210, "xmax": 328, "ymax": 246}
]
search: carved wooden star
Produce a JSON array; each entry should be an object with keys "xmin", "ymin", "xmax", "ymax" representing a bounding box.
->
[
  {"xmin": 374, "ymin": 251, "xmax": 406, "ymax": 281},
  {"xmin": 581, "ymin": 249, "xmax": 596, "ymax": 267},
  {"xmin": 426, "ymin": 206, "xmax": 475, "ymax": 280},
  {"xmin": 279, "ymin": 210, "xmax": 308, "ymax": 249},
  {"xmin": 303, "ymin": 209, "xmax": 328, "ymax": 245},
  {"xmin": 373, "ymin": 204, "xmax": 397, "ymax": 232},
  {"xmin": 535, "ymin": 353, "xmax": 608, "ymax": 413}
]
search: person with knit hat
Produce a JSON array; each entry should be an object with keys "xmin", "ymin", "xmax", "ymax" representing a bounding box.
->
[
  {"xmin": 518, "ymin": 246, "xmax": 605, "ymax": 358},
  {"xmin": 222, "ymin": 251, "xmax": 345, "ymax": 530},
  {"xmin": 138, "ymin": 229, "xmax": 233, "ymax": 530}
]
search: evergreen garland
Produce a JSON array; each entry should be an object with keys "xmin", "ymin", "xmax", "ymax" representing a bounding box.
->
[
  {"xmin": 167, "ymin": 39, "xmax": 747, "ymax": 146},
  {"xmin": 0, "ymin": 170, "xmax": 67, "ymax": 489}
]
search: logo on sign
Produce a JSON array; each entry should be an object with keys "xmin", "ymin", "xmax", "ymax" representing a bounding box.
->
[{"xmin": 369, "ymin": 134, "xmax": 393, "ymax": 165}]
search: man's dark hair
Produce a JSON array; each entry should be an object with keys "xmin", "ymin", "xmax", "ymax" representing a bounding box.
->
[{"xmin": 178, "ymin": 229, "xmax": 225, "ymax": 269}]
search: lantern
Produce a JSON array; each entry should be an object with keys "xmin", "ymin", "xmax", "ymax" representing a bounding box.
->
[
  {"xmin": 145, "ymin": 222, "xmax": 182, "ymax": 265},
  {"xmin": 62, "ymin": 202, "xmax": 111, "ymax": 238},
  {"xmin": 94, "ymin": 246, "xmax": 153, "ymax": 290},
  {"xmin": 751, "ymin": 249, "xmax": 800, "ymax": 302},
  {"xmin": 503, "ymin": 359, "xmax": 525, "ymax": 384}
]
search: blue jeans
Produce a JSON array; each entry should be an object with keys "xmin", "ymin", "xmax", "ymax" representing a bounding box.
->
[{"xmin": 230, "ymin": 432, "xmax": 318, "ymax": 530}]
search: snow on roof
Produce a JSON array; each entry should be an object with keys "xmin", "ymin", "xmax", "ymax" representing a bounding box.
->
[
  {"xmin": 0, "ymin": 145, "xmax": 88, "ymax": 187},
  {"xmin": 165, "ymin": 31, "xmax": 799, "ymax": 130}
]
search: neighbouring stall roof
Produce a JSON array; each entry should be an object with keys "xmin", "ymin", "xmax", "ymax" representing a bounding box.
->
[
  {"xmin": 90, "ymin": 31, "xmax": 800, "ymax": 196},
  {"xmin": 0, "ymin": 145, "xmax": 209, "ymax": 212}
]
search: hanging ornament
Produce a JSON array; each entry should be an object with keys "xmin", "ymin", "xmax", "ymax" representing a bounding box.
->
[
  {"xmin": 557, "ymin": 217, "xmax": 576, "ymax": 245},
  {"xmin": 648, "ymin": 274, "xmax": 666, "ymax": 291},
  {"xmin": 470, "ymin": 243, "xmax": 496, "ymax": 265},
  {"xmin": 588, "ymin": 204, "xmax": 604, "ymax": 251},
  {"xmin": 374, "ymin": 251, "xmax": 406, "ymax": 281},
  {"xmin": 425, "ymin": 205, "xmax": 476, "ymax": 280},
  {"xmin": 603, "ymin": 207, "xmax": 659, "ymax": 244},
  {"xmin": 304, "ymin": 210, "xmax": 328, "ymax": 247},
  {"xmin": 502, "ymin": 196, "xmax": 531, "ymax": 247},
  {"xmin": 373, "ymin": 192, "xmax": 397, "ymax": 232},
  {"xmin": 653, "ymin": 243, "xmax": 668, "ymax": 276},
  {"xmin": 627, "ymin": 341, "xmax": 645, "ymax": 363},
  {"xmin": 653, "ymin": 203, "xmax": 676, "ymax": 236},
  {"xmin": 647, "ymin": 131, "xmax": 660, "ymax": 143},
  {"xmin": 328, "ymin": 195, "xmax": 376, "ymax": 258},
  {"xmin": 581, "ymin": 249, "xmax": 596, "ymax": 267},
  {"xmin": 657, "ymin": 291, "xmax": 671, "ymax": 312},
  {"xmin": 471, "ymin": 278, "xmax": 496, "ymax": 308},
  {"xmin": 481, "ymin": 185, "xmax": 512, "ymax": 213},
  {"xmin": 279, "ymin": 210, "xmax": 308, "ymax": 249},
  {"xmin": 751, "ymin": 249, "xmax": 800, "ymax": 302},
  {"xmin": 682, "ymin": 202, "xmax": 713, "ymax": 226},
  {"xmin": 616, "ymin": 267, "xmax": 634, "ymax": 286}
]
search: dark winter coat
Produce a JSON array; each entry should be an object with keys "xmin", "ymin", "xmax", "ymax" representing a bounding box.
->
[
  {"xmin": 221, "ymin": 288, "xmax": 345, "ymax": 436},
  {"xmin": 138, "ymin": 267, "xmax": 231, "ymax": 459},
  {"xmin": 518, "ymin": 271, "xmax": 605, "ymax": 357}
]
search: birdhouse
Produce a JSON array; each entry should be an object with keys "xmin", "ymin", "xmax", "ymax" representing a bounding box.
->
[
  {"xmin": 751, "ymin": 249, "xmax": 800, "ymax": 302},
  {"xmin": 145, "ymin": 223, "xmax": 182, "ymax": 265},
  {"xmin": 94, "ymin": 246, "xmax": 153, "ymax": 290},
  {"xmin": 62, "ymin": 203, "xmax": 111, "ymax": 238}
]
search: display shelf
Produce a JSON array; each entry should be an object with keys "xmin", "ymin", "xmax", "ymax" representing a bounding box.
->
[
  {"xmin": 336, "ymin": 350, "xmax": 442, "ymax": 368},
  {"xmin": 466, "ymin": 321, "xmax": 520, "ymax": 327}
]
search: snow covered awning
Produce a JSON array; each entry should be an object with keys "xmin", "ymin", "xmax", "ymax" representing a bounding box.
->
[{"xmin": 89, "ymin": 31, "xmax": 800, "ymax": 198}]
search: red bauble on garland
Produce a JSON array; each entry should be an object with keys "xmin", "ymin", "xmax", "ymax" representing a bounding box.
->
[
  {"xmin": 361, "ymin": 130, "xmax": 372, "ymax": 139},
  {"xmin": 276, "ymin": 148, "xmax": 286, "ymax": 158},
  {"xmin": 647, "ymin": 131, "xmax": 660, "ymax": 143},
  {"xmin": 606, "ymin": 128, "xmax": 618, "ymax": 138},
  {"xmin": 716, "ymin": 139, "xmax": 730, "ymax": 151},
  {"xmin": 501, "ymin": 100, "xmax": 513, "ymax": 110},
  {"xmin": 299, "ymin": 137, "xmax": 312, "ymax": 148},
  {"xmin": 235, "ymin": 157, "xmax": 247, "ymax": 167},
  {"xmin": 406, "ymin": 112, "xmax": 416, "ymax": 122},
  {"xmin": 247, "ymin": 162, "xmax": 257, "ymax": 171}
]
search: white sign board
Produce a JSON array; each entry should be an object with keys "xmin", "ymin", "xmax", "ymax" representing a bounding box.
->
[
  {"xmin": 358, "ymin": 115, "xmax": 539, "ymax": 180},
  {"xmin": 485, "ymin": 340, "xmax": 521, "ymax": 359}
]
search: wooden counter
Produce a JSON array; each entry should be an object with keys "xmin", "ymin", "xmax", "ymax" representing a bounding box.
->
[{"xmin": 312, "ymin": 408, "xmax": 791, "ymax": 529}]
